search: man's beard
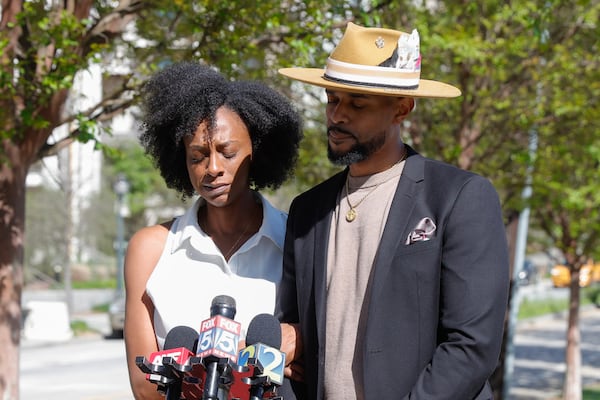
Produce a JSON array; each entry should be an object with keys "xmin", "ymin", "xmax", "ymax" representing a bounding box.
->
[{"xmin": 327, "ymin": 130, "xmax": 387, "ymax": 166}]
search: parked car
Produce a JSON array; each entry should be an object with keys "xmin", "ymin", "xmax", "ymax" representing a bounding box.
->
[
  {"xmin": 108, "ymin": 294, "xmax": 125, "ymax": 338},
  {"xmin": 517, "ymin": 260, "xmax": 538, "ymax": 285},
  {"xmin": 551, "ymin": 260, "xmax": 600, "ymax": 288}
]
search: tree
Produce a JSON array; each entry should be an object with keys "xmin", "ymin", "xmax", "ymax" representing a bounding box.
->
[
  {"xmin": 1, "ymin": 2, "xmax": 141, "ymax": 397},
  {"xmin": 528, "ymin": 2, "xmax": 600, "ymax": 398}
]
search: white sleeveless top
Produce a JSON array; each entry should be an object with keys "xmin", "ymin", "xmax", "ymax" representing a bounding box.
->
[{"xmin": 146, "ymin": 193, "xmax": 286, "ymax": 349}]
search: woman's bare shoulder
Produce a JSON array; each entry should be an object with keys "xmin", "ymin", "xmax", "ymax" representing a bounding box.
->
[
  {"xmin": 126, "ymin": 220, "xmax": 175, "ymax": 274},
  {"xmin": 130, "ymin": 220, "xmax": 174, "ymax": 246}
]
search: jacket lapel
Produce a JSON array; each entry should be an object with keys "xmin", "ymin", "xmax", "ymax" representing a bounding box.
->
[
  {"xmin": 369, "ymin": 151, "xmax": 425, "ymax": 300},
  {"xmin": 313, "ymin": 170, "xmax": 347, "ymax": 342}
]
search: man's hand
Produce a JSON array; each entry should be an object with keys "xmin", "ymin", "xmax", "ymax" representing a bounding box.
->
[{"xmin": 280, "ymin": 323, "xmax": 304, "ymax": 381}]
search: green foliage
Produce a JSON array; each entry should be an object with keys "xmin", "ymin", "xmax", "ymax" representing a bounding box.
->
[
  {"xmin": 128, "ymin": 0, "xmax": 342, "ymax": 83},
  {"xmin": 102, "ymin": 141, "xmax": 169, "ymax": 216},
  {"xmin": 2, "ymin": 1, "xmax": 103, "ymax": 143},
  {"xmin": 527, "ymin": 0, "xmax": 600, "ymax": 261},
  {"xmin": 586, "ymin": 285, "xmax": 600, "ymax": 306}
]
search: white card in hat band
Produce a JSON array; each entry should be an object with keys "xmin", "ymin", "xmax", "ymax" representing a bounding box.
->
[{"xmin": 324, "ymin": 57, "xmax": 420, "ymax": 89}]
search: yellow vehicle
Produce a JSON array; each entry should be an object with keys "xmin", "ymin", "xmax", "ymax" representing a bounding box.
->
[{"xmin": 551, "ymin": 260, "xmax": 600, "ymax": 288}]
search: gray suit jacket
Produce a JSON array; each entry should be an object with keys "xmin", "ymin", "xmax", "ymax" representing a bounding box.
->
[{"xmin": 276, "ymin": 147, "xmax": 509, "ymax": 399}]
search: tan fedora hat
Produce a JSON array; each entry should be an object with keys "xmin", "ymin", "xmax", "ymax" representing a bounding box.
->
[{"xmin": 279, "ymin": 22, "xmax": 461, "ymax": 98}]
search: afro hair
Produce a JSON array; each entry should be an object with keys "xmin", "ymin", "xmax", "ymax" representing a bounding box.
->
[{"xmin": 139, "ymin": 62, "xmax": 303, "ymax": 198}]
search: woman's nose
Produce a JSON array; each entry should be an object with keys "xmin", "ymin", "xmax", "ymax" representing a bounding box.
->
[{"xmin": 207, "ymin": 152, "xmax": 224, "ymax": 176}]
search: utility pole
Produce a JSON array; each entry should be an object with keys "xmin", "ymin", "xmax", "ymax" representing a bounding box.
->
[{"xmin": 113, "ymin": 174, "xmax": 130, "ymax": 293}]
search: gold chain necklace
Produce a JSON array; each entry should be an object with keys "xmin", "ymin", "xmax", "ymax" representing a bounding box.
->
[
  {"xmin": 198, "ymin": 205, "xmax": 256, "ymax": 260},
  {"xmin": 344, "ymin": 178, "xmax": 381, "ymax": 222},
  {"xmin": 222, "ymin": 217, "xmax": 253, "ymax": 260},
  {"xmin": 344, "ymin": 147, "xmax": 407, "ymax": 223}
]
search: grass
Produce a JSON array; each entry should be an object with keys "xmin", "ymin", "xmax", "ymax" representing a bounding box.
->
[
  {"xmin": 550, "ymin": 384, "xmax": 600, "ymax": 400},
  {"xmin": 71, "ymin": 279, "xmax": 117, "ymax": 289},
  {"xmin": 70, "ymin": 320, "xmax": 95, "ymax": 336},
  {"xmin": 518, "ymin": 286, "xmax": 600, "ymax": 320},
  {"xmin": 518, "ymin": 297, "xmax": 569, "ymax": 319},
  {"xmin": 584, "ymin": 384, "xmax": 600, "ymax": 399}
]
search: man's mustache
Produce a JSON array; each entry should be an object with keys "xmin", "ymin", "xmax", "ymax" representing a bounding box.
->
[{"xmin": 327, "ymin": 125, "xmax": 356, "ymax": 138}]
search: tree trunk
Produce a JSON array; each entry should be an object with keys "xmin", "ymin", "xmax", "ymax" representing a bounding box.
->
[
  {"xmin": 0, "ymin": 140, "xmax": 27, "ymax": 400},
  {"xmin": 562, "ymin": 271, "xmax": 582, "ymax": 400}
]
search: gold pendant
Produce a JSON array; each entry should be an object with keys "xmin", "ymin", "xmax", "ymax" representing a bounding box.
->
[{"xmin": 346, "ymin": 208, "xmax": 357, "ymax": 222}]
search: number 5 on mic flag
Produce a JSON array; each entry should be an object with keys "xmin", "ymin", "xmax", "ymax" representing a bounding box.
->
[
  {"xmin": 238, "ymin": 343, "xmax": 285, "ymax": 385},
  {"xmin": 197, "ymin": 315, "xmax": 241, "ymax": 363}
]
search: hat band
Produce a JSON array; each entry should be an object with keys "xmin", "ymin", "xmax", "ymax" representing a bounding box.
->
[{"xmin": 324, "ymin": 57, "xmax": 420, "ymax": 89}]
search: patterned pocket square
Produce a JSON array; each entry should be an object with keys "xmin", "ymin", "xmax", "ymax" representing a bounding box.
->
[{"xmin": 406, "ymin": 217, "xmax": 437, "ymax": 245}]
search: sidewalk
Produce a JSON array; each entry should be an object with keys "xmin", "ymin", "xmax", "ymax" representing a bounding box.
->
[{"xmin": 509, "ymin": 306, "xmax": 600, "ymax": 399}]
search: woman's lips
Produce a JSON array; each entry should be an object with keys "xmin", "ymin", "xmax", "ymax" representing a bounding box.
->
[{"xmin": 202, "ymin": 183, "xmax": 229, "ymax": 197}]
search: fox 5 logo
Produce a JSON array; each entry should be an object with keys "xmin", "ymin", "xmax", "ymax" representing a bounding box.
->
[{"xmin": 197, "ymin": 328, "xmax": 239, "ymax": 361}]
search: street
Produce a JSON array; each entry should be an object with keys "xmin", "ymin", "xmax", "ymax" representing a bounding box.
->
[
  {"xmin": 20, "ymin": 334, "xmax": 131, "ymax": 400},
  {"xmin": 509, "ymin": 305, "xmax": 600, "ymax": 399}
]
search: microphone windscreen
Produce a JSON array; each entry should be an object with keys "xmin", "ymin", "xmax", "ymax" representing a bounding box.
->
[
  {"xmin": 245, "ymin": 313, "xmax": 281, "ymax": 349},
  {"xmin": 210, "ymin": 294, "xmax": 237, "ymax": 319},
  {"xmin": 163, "ymin": 325, "xmax": 198, "ymax": 352}
]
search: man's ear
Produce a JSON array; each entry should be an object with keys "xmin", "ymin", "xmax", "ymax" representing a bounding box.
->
[{"xmin": 394, "ymin": 97, "xmax": 415, "ymax": 122}]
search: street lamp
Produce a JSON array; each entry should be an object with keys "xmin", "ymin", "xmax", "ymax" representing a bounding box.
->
[{"xmin": 113, "ymin": 174, "xmax": 130, "ymax": 293}]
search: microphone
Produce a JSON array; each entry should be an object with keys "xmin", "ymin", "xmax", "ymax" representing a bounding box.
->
[
  {"xmin": 237, "ymin": 313, "xmax": 286, "ymax": 400},
  {"xmin": 136, "ymin": 325, "xmax": 198, "ymax": 399},
  {"xmin": 197, "ymin": 295, "xmax": 241, "ymax": 400}
]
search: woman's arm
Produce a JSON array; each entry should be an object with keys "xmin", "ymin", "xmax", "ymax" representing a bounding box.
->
[{"xmin": 124, "ymin": 222, "xmax": 171, "ymax": 400}]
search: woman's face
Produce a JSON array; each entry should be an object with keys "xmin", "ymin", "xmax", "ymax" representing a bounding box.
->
[{"xmin": 184, "ymin": 106, "xmax": 252, "ymax": 208}]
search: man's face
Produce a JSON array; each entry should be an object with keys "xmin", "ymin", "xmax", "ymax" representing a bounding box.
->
[{"xmin": 325, "ymin": 90, "xmax": 409, "ymax": 166}]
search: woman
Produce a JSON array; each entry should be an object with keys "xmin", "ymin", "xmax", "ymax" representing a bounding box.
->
[{"xmin": 123, "ymin": 62, "xmax": 302, "ymax": 399}]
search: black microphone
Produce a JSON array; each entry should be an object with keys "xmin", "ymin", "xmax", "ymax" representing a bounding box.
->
[
  {"xmin": 136, "ymin": 325, "xmax": 198, "ymax": 400},
  {"xmin": 163, "ymin": 326, "xmax": 198, "ymax": 400},
  {"xmin": 245, "ymin": 313, "xmax": 282, "ymax": 350},
  {"xmin": 210, "ymin": 294, "xmax": 237, "ymax": 319},
  {"xmin": 238, "ymin": 313, "xmax": 286, "ymax": 400},
  {"xmin": 197, "ymin": 295, "xmax": 241, "ymax": 400}
]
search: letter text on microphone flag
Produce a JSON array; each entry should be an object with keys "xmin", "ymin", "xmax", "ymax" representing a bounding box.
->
[
  {"xmin": 149, "ymin": 347, "xmax": 195, "ymax": 367},
  {"xmin": 238, "ymin": 343, "xmax": 285, "ymax": 385},
  {"xmin": 197, "ymin": 315, "xmax": 241, "ymax": 363},
  {"xmin": 139, "ymin": 325, "xmax": 198, "ymax": 392}
]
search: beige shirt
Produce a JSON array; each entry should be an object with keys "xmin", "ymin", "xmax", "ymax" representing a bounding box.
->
[{"xmin": 324, "ymin": 161, "xmax": 405, "ymax": 400}]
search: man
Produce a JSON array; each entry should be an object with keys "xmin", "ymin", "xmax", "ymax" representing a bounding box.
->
[{"xmin": 276, "ymin": 22, "xmax": 509, "ymax": 399}]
